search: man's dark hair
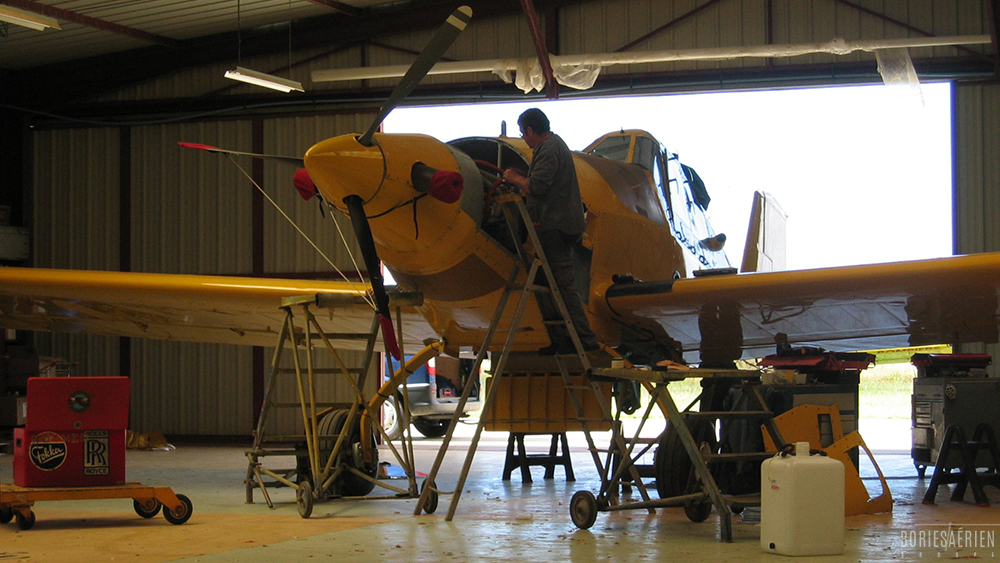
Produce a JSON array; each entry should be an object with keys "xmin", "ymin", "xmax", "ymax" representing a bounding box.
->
[{"xmin": 518, "ymin": 108, "xmax": 550, "ymax": 134}]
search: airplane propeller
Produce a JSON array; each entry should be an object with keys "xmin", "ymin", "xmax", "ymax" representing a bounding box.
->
[
  {"xmin": 344, "ymin": 5, "xmax": 473, "ymax": 360},
  {"xmin": 182, "ymin": 7, "xmax": 474, "ymax": 362}
]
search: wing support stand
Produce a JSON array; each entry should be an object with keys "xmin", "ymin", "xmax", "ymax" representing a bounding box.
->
[{"xmin": 245, "ymin": 291, "xmax": 435, "ymax": 518}]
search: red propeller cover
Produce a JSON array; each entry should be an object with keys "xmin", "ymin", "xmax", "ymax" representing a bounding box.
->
[
  {"xmin": 294, "ymin": 169, "xmax": 317, "ymax": 201},
  {"xmin": 428, "ymin": 170, "xmax": 463, "ymax": 204}
]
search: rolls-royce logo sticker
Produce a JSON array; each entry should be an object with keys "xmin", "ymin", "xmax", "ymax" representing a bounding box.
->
[
  {"xmin": 84, "ymin": 430, "xmax": 110, "ymax": 475},
  {"xmin": 29, "ymin": 431, "xmax": 67, "ymax": 471}
]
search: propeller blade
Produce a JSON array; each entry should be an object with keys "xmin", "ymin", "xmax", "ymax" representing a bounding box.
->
[
  {"xmin": 344, "ymin": 195, "xmax": 401, "ymax": 360},
  {"xmin": 357, "ymin": 5, "xmax": 472, "ymax": 146}
]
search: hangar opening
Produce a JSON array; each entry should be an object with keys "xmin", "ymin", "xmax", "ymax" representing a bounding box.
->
[{"xmin": 386, "ymin": 82, "xmax": 955, "ymax": 453}]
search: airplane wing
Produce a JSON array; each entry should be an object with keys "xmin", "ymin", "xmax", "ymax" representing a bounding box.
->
[
  {"xmin": 605, "ymin": 252, "xmax": 1000, "ymax": 364},
  {"xmin": 0, "ymin": 267, "xmax": 437, "ymax": 350}
]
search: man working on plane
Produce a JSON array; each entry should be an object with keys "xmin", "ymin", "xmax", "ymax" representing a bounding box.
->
[{"xmin": 503, "ymin": 108, "xmax": 600, "ymax": 356}]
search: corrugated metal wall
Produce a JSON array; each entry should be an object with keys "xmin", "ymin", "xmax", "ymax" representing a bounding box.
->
[
  {"xmin": 954, "ymin": 82, "xmax": 1000, "ymax": 370},
  {"xmin": 32, "ymin": 128, "xmax": 121, "ymax": 378},
  {"xmin": 32, "ymin": 117, "xmax": 382, "ymax": 436},
  {"xmin": 127, "ymin": 121, "xmax": 256, "ymax": 435},
  {"xmin": 29, "ymin": 0, "xmax": 999, "ymax": 432}
]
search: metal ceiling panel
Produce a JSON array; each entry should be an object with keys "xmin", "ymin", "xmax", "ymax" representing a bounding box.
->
[{"xmin": 0, "ymin": 0, "xmax": 367, "ymax": 69}]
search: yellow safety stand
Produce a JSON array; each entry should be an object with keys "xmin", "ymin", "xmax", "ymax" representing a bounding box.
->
[{"xmin": 763, "ymin": 404, "xmax": 892, "ymax": 516}]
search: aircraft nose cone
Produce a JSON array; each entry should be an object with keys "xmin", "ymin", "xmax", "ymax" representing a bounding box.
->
[{"xmin": 304, "ymin": 133, "xmax": 386, "ymax": 210}]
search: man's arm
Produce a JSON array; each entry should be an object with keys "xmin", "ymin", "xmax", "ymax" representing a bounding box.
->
[{"xmin": 502, "ymin": 168, "xmax": 529, "ymax": 192}]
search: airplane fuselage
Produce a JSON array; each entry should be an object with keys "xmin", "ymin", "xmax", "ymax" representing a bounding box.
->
[{"xmin": 304, "ymin": 129, "xmax": 729, "ymax": 360}]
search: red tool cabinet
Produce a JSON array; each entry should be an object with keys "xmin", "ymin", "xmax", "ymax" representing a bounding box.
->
[{"xmin": 14, "ymin": 377, "xmax": 129, "ymax": 487}]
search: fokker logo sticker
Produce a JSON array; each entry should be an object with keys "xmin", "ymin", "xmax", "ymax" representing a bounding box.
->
[{"xmin": 29, "ymin": 431, "xmax": 67, "ymax": 471}]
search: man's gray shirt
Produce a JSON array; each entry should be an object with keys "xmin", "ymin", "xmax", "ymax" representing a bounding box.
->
[{"xmin": 526, "ymin": 133, "xmax": 586, "ymax": 235}]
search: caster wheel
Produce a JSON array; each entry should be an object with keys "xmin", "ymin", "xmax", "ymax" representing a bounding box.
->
[
  {"xmin": 133, "ymin": 498, "xmax": 162, "ymax": 518},
  {"xmin": 570, "ymin": 490, "xmax": 598, "ymax": 529},
  {"xmin": 163, "ymin": 494, "xmax": 193, "ymax": 525},
  {"xmin": 297, "ymin": 482, "xmax": 314, "ymax": 519},
  {"xmin": 684, "ymin": 499, "xmax": 713, "ymax": 523},
  {"xmin": 421, "ymin": 479, "xmax": 438, "ymax": 515},
  {"xmin": 15, "ymin": 510, "xmax": 35, "ymax": 531},
  {"xmin": 0, "ymin": 506, "xmax": 13, "ymax": 524}
]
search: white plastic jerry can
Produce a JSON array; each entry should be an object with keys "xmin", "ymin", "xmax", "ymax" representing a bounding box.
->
[{"xmin": 760, "ymin": 442, "xmax": 845, "ymax": 556}]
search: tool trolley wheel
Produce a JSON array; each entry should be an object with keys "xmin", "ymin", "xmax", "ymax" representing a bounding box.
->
[
  {"xmin": 15, "ymin": 509, "xmax": 35, "ymax": 530},
  {"xmin": 163, "ymin": 494, "xmax": 193, "ymax": 525},
  {"xmin": 296, "ymin": 482, "xmax": 314, "ymax": 519},
  {"xmin": 420, "ymin": 479, "xmax": 438, "ymax": 514},
  {"xmin": 570, "ymin": 490, "xmax": 599, "ymax": 529},
  {"xmin": 0, "ymin": 506, "xmax": 13, "ymax": 524},
  {"xmin": 683, "ymin": 499, "xmax": 713, "ymax": 523},
  {"xmin": 133, "ymin": 498, "xmax": 162, "ymax": 518}
]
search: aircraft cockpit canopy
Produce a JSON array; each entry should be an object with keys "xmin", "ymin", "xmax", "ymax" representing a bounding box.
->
[{"xmin": 585, "ymin": 130, "xmax": 729, "ymax": 271}]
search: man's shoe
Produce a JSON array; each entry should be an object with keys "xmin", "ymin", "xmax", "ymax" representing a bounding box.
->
[{"xmin": 537, "ymin": 343, "xmax": 562, "ymax": 356}]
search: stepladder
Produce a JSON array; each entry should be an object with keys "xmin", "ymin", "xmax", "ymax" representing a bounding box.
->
[{"xmin": 414, "ymin": 190, "xmax": 653, "ymax": 521}]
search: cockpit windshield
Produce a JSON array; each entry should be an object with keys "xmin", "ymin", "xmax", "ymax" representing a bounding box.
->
[
  {"xmin": 583, "ymin": 129, "xmax": 730, "ymax": 271},
  {"xmin": 587, "ymin": 135, "xmax": 631, "ymax": 162}
]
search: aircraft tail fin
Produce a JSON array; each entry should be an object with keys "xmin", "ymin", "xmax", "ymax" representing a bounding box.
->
[{"xmin": 740, "ymin": 191, "xmax": 787, "ymax": 273}]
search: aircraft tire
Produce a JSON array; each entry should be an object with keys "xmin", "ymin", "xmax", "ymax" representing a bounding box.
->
[{"xmin": 653, "ymin": 420, "xmax": 717, "ymax": 499}]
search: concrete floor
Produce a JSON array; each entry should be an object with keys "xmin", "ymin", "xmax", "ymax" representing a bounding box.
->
[{"xmin": 2, "ymin": 423, "xmax": 999, "ymax": 562}]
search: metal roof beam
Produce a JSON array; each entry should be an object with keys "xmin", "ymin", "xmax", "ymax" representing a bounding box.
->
[
  {"xmin": 520, "ymin": 0, "xmax": 558, "ymax": 98},
  {"xmin": 304, "ymin": 0, "xmax": 362, "ymax": 17}
]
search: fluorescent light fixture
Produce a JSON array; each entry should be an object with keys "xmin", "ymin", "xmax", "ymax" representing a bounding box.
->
[
  {"xmin": 0, "ymin": 5, "xmax": 61, "ymax": 31},
  {"xmin": 224, "ymin": 66, "xmax": 304, "ymax": 93}
]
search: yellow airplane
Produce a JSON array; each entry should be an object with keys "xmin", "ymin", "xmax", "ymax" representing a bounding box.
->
[{"xmin": 4, "ymin": 4, "xmax": 1000, "ymax": 503}]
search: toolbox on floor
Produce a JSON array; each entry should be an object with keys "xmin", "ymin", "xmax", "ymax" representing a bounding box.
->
[{"xmin": 14, "ymin": 376, "xmax": 130, "ymax": 487}]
